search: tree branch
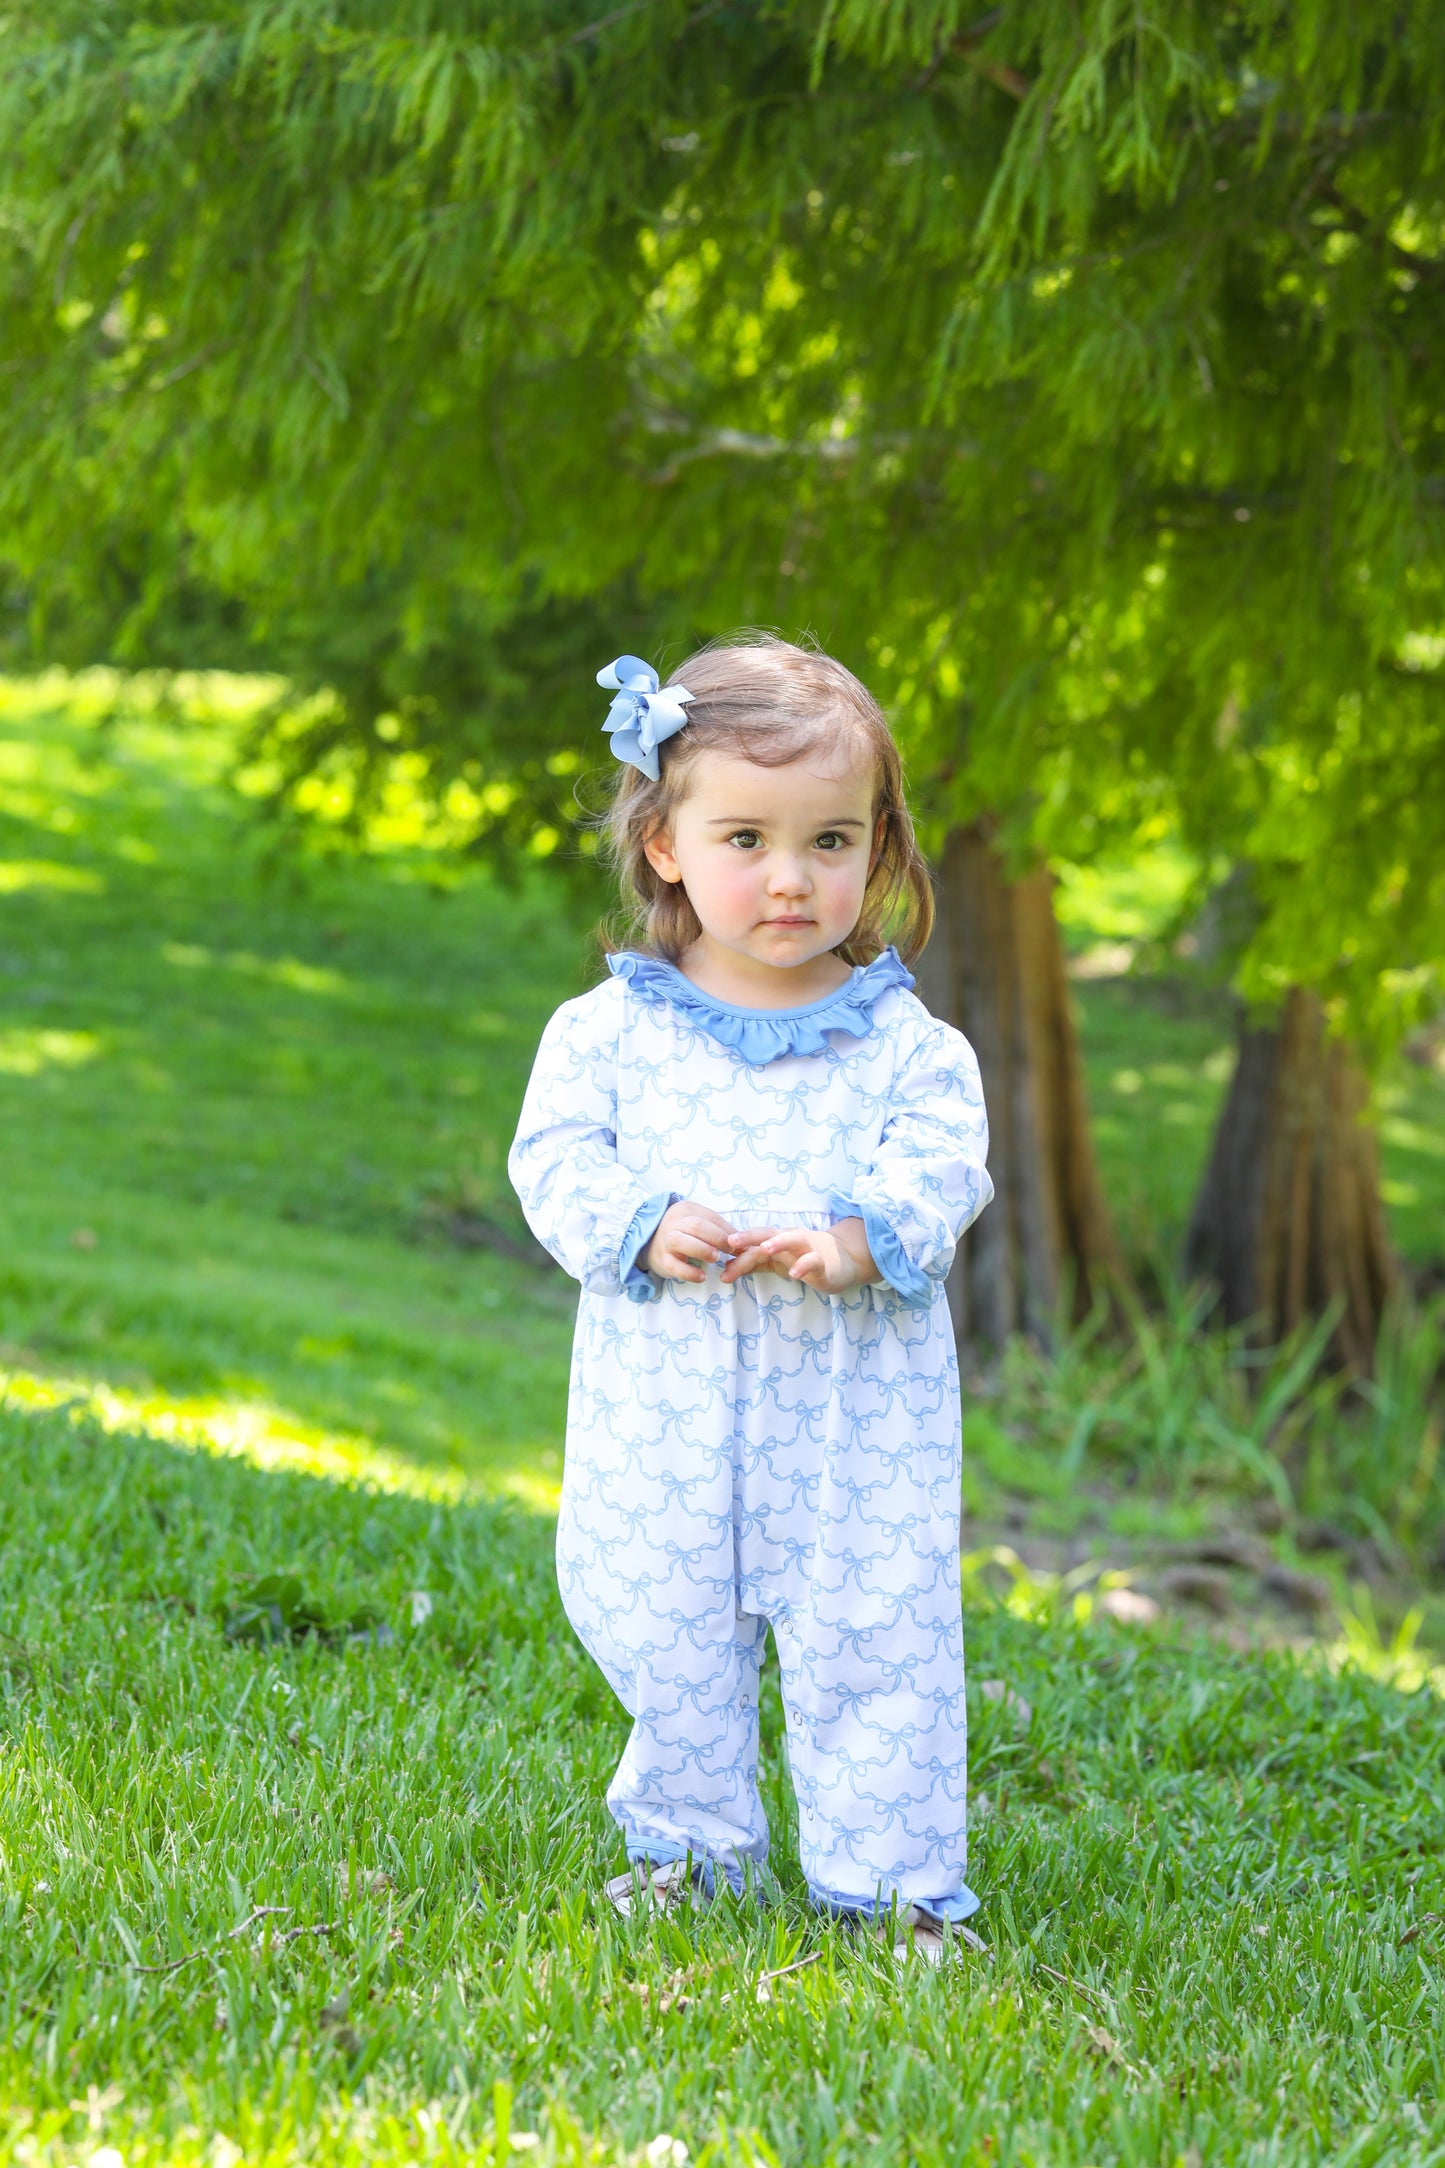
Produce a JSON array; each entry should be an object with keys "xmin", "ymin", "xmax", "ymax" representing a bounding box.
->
[
  {"xmin": 147, "ymin": 339, "xmax": 228, "ymax": 395},
  {"xmin": 950, "ymin": 13, "xmax": 1031, "ymax": 101},
  {"xmin": 645, "ymin": 421, "xmax": 909, "ymax": 484},
  {"xmin": 566, "ymin": 0, "xmax": 658, "ymax": 46}
]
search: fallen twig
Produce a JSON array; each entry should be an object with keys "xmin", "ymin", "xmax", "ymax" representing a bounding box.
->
[
  {"xmin": 721, "ymin": 1949, "xmax": 821, "ymax": 2004},
  {"xmin": 120, "ymin": 1907, "xmax": 339, "ymax": 1976},
  {"xmin": 273, "ymin": 1920, "xmax": 341, "ymax": 1949},
  {"xmin": 1399, "ymin": 1912, "xmax": 1441, "ymax": 1948},
  {"xmin": 1036, "ymin": 1960, "xmax": 1111, "ymax": 2009}
]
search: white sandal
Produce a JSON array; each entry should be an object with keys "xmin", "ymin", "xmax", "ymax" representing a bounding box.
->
[
  {"xmin": 604, "ymin": 1858, "xmax": 711, "ymax": 1918},
  {"xmin": 898, "ymin": 1914, "xmax": 989, "ymax": 1964},
  {"xmin": 843, "ymin": 1906, "xmax": 989, "ymax": 1964}
]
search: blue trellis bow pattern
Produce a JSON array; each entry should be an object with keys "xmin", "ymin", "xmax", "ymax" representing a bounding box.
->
[{"xmin": 508, "ymin": 952, "xmax": 994, "ymax": 1917}]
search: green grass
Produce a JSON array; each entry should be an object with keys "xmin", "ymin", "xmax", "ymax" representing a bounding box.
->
[
  {"xmin": 4, "ymin": 1398, "xmax": 1444, "ymax": 2167},
  {"xmin": 2, "ymin": 678, "xmax": 1445, "ymax": 2164},
  {"xmin": 0, "ymin": 674, "xmax": 585, "ymax": 1504}
]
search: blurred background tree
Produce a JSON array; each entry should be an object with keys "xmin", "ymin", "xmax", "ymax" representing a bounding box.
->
[{"xmin": 2, "ymin": 0, "xmax": 1443, "ymax": 1360}]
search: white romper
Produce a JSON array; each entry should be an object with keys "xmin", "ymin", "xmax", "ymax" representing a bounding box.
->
[{"xmin": 508, "ymin": 947, "xmax": 993, "ymax": 1918}]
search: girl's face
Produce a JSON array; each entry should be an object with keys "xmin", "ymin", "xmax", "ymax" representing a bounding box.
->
[{"xmin": 643, "ymin": 749, "xmax": 880, "ymax": 973}]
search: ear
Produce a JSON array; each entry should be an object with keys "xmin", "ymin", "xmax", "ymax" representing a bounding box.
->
[{"xmin": 643, "ymin": 823, "xmax": 684, "ymax": 885}]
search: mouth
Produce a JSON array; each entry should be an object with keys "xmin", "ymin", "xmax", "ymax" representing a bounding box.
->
[{"xmin": 762, "ymin": 915, "xmax": 814, "ymax": 928}]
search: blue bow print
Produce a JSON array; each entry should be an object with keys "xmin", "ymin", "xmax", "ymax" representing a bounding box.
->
[{"xmin": 597, "ymin": 656, "xmax": 695, "ymax": 780}]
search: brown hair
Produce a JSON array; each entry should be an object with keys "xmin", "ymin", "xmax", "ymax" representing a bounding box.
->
[{"xmin": 600, "ymin": 632, "xmax": 933, "ymax": 968}]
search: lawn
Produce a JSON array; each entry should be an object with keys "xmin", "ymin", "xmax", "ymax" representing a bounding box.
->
[
  {"xmin": 5, "ymin": 1396, "xmax": 1444, "ymax": 2168},
  {"xmin": 2, "ymin": 677, "xmax": 1444, "ymax": 2166},
  {"xmin": 0, "ymin": 673, "xmax": 585, "ymax": 1508}
]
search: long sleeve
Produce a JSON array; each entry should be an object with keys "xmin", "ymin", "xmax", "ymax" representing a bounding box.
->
[
  {"xmin": 831, "ymin": 1017, "xmax": 993, "ymax": 1312},
  {"xmin": 508, "ymin": 988, "xmax": 674, "ymax": 1300}
]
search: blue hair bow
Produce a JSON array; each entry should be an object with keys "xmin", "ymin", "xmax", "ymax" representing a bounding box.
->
[{"xmin": 597, "ymin": 656, "xmax": 695, "ymax": 780}]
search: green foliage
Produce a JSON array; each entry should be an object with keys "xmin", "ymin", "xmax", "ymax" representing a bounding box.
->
[
  {"xmin": 0, "ymin": 3, "xmax": 1443, "ymax": 1039},
  {"xmin": 4, "ymin": 1392, "xmax": 1445, "ymax": 2166},
  {"xmin": 979, "ymin": 1278, "xmax": 1445, "ymax": 1565}
]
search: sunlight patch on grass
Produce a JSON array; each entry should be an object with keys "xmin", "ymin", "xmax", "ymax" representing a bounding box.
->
[
  {"xmin": 1326, "ymin": 1590, "xmax": 1445, "ymax": 1698},
  {"xmin": 960, "ymin": 1537, "xmax": 1445, "ymax": 1701},
  {"xmin": 0, "ymin": 857, "xmax": 105, "ymax": 894},
  {"xmin": 0, "ymin": 2101, "xmax": 631, "ymax": 2168},
  {"xmin": 0, "ymin": 1367, "xmax": 561, "ymax": 1516},
  {"xmin": 0, "ymin": 1028, "xmax": 102, "ymax": 1075},
  {"xmin": 162, "ymin": 941, "xmax": 350, "ymax": 997}
]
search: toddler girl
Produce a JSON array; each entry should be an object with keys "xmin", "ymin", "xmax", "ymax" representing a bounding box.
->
[{"xmin": 508, "ymin": 636, "xmax": 992, "ymax": 1955}]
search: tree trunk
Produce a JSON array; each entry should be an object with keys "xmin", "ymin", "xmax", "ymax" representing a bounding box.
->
[
  {"xmin": 1184, "ymin": 986, "xmax": 1398, "ymax": 1370},
  {"xmin": 917, "ymin": 822, "xmax": 1125, "ymax": 1351}
]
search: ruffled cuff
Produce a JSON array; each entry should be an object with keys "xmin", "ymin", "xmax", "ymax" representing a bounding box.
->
[
  {"xmin": 618, "ymin": 1191, "xmax": 677, "ymax": 1304},
  {"xmin": 829, "ymin": 1195, "xmax": 935, "ymax": 1313},
  {"xmin": 807, "ymin": 1878, "xmax": 980, "ymax": 1922},
  {"xmin": 915, "ymin": 1885, "xmax": 982, "ymax": 1924}
]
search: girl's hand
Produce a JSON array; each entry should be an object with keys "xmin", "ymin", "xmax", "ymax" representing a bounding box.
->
[
  {"xmin": 722, "ymin": 1216, "xmax": 877, "ymax": 1296},
  {"xmin": 642, "ymin": 1200, "xmax": 737, "ymax": 1284}
]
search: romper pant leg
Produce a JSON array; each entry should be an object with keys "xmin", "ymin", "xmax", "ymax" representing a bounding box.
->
[
  {"xmin": 556, "ymin": 1286, "xmax": 771, "ymax": 1875},
  {"xmin": 738, "ymin": 1280, "xmax": 975, "ymax": 1914},
  {"xmin": 605, "ymin": 1607, "xmax": 768, "ymax": 1876}
]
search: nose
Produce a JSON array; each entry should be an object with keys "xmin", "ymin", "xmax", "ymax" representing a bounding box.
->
[{"xmin": 766, "ymin": 852, "xmax": 812, "ymax": 897}]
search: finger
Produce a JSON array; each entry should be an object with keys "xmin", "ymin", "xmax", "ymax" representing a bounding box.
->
[
  {"xmin": 727, "ymin": 1227, "xmax": 776, "ymax": 1251},
  {"xmin": 721, "ymin": 1245, "xmax": 769, "ymax": 1281},
  {"xmin": 672, "ymin": 1230, "xmax": 726, "ymax": 1264},
  {"xmin": 688, "ymin": 1205, "xmax": 740, "ymax": 1240},
  {"xmin": 683, "ymin": 1207, "xmax": 736, "ymax": 1239},
  {"xmin": 760, "ymin": 1233, "xmax": 807, "ymax": 1259},
  {"xmin": 680, "ymin": 1228, "xmax": 729, "ymax": 1255},
  {"xmin": 788, "ymin": 1251, "xmax": 826, "ymax": 1281}
]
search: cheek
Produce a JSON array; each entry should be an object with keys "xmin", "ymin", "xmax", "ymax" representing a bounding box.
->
[
  {"xmin": 684, "ymin": 850, "xmax": 764, "ymax": 912},
  {"xmin": 717, "ymin": 856, "xmax": 771, "ymax": 908},
  {"xmin": 822, "ymin": 854, "xmax": 871, "ymax": 902}
]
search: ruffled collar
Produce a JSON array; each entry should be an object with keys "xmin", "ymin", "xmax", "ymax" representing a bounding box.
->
[{"xmin": 607, "ymin": 947, "xmax": 914, "ymax": 1065}]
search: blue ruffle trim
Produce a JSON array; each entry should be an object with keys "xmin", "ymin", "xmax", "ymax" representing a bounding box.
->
[
  {"xmin": 618, "ymin": 1191, "xmax": 676, "ymax": 1303},
  {"xmin": 829, "ymin": 1195, "xmax": 936, "ymax": 1313},
  {"xmin": 607, "ymin": 948, "xmax": 914, "ymax": 1066}
]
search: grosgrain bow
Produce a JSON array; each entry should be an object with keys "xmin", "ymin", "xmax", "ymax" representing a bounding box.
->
[{"xmin": 597, "ymin": 656, "xmax": 695, "ymax": 779}]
